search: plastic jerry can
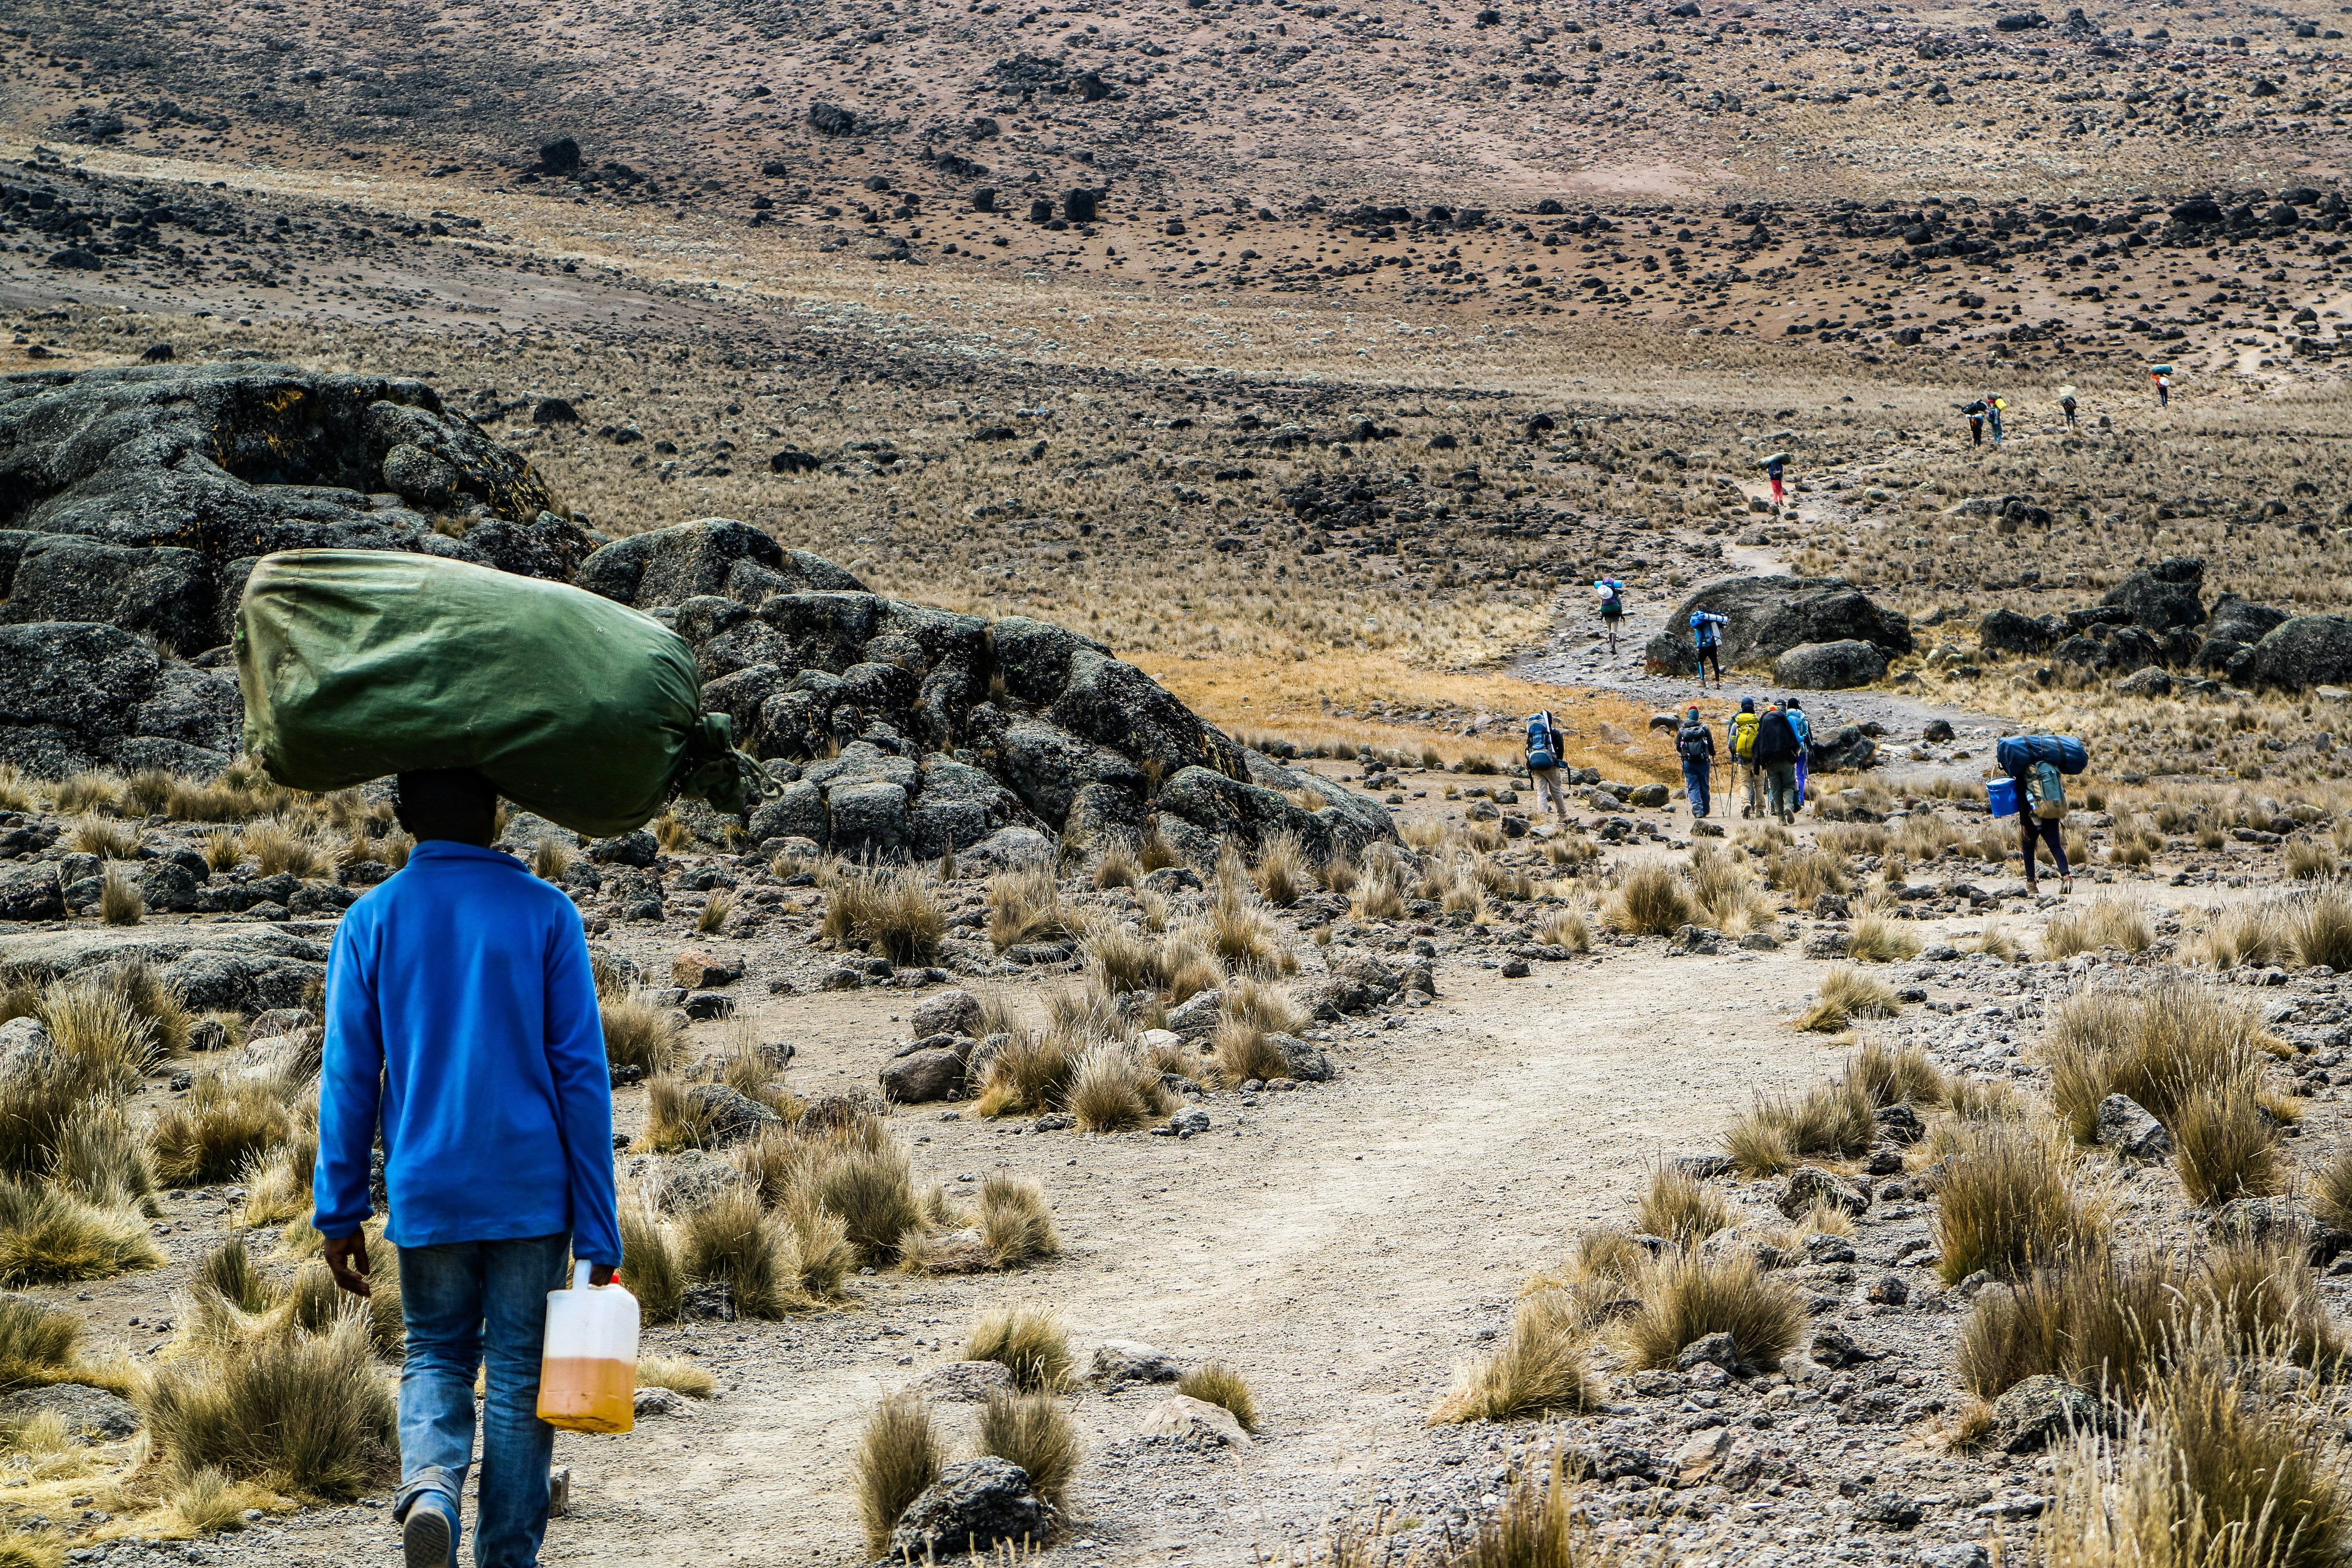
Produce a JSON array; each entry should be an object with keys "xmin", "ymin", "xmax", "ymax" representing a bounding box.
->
[{"xmin": 537, "ymin": 1261, "xmax": 640, "ymax": 1434}]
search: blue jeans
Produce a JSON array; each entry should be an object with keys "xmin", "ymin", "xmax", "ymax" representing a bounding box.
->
[
  {"xmin": 1682, "ymin": 759, "xmax": 1711, "ymax": 818},
  {"xmin": 396, "ymin": 1233, "xmax": 570, "ymax": 1568}
]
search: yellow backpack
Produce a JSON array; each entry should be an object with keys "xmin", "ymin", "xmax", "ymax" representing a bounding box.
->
[{"xmin": 1731, "ymin": 711, "xmax": 1759, "ymax": 760}]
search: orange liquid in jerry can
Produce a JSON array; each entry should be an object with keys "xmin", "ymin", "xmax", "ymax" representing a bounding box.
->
[{"xmin": 537, "ymin": 1262, "xmax": 640, "ymax": 1434}]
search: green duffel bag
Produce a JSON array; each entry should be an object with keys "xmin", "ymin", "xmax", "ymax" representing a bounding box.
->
[{"xmin": 235, "ymin": 549, "xmax": 761, "ymax": 838}]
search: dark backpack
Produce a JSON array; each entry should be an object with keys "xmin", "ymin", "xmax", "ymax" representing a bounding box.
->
[
  {"xmin": 1677, "ymin": 722, "xmax": 1712, "ymax": 760},
  {"xmin": 1996, "ymin": 734, "xmax": 2089, "ymax": 777},
  {"xmin": 1525, "ymin": 714, "xmax": 1561, "ymax": 771}
]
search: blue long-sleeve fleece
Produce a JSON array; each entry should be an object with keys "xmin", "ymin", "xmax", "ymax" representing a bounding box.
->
[{"xmin": 314, "ymin": 840, "xmax": 622, "ymax": 1266}]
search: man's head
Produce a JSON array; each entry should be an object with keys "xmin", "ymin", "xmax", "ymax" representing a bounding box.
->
[
  {"xmin": 1788, "ymin": 698, "xmax": 1804, "ymax": 711},
  {"xmin": 1740, "ymin": 697, "xmax": 1755, "ymax": 713},
  {"xmin": 393, "ymin": 768, "xmax": 499, "ymax": 847},
  {"xmin": 1686, "ymin": 706, "xmax": 1700, "ymax": 720}
]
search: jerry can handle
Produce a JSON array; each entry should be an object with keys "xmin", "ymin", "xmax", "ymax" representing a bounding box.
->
[{"xmin": 571, "ymin": 1260, "xmax": 593, "ymax": 1291}]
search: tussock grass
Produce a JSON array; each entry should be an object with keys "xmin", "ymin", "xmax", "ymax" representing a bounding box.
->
[
  {"xmin": 636, "ymin": 1356, "xmax": 716, "ymax": 1398},
  {"xmin": 1536, "ymin": 906, "xmax": 1592, "ymax": 952},
  {"xmin": 1931, "ymin": 1119, "xmax": 2104, "ymax": 1285},
  {"xmin": 53, "ymin": 773, "xmax": 122, "ymax": 816},
  {"xmin": 966, "ymin": 1308, "xmax": 1071, "ymax": 1391},
  {"xmin": 1208, "ymin": 861, "xmax": 1285, "ymax": 975},
  {"xmin": 1845, "ymin": 913, "xmax": 1920, "ymax": 963},
  {"xmin": 0, "ymin": 1298, "xmax": 81, "ymax": 1392},
  {"xmin": 68, "ymin": 816, "xmax": 141, "ymax": 860},
  {"xmin": 2201, "ymin": 902, "xmax": 2292, "ymax": 969},
  {"xmin": 2044, "ymin": 981, "xmax": 2274, "ymax": 1144},
  {"xmin": 532, "ymin": 835, "xmax": 576, "ymax": 883},
  {"xmin": 1621, "ymin": 1249, "xmax": 1804, "ymax": 1371},
  {"xmin": 695, "ymin": 886, "xmax": 736, "ymax": 935},
  {"xmin": 1093, "ymin": 843, "xmax": 1140, "ymax": 889},
  {"xmin": 150, "ymin": 1075, "xmax": 294, "ymax": 1187},
  {"xmin": 96, "ymin": 866, "xmax": 143, "ymax": 926},
  {"xmin": 1176, "ymin": 1361, "xmax": 1260, "ymax": 1433},
  {"xmin": 855, "ymin": 1392, "xmax": 942, "ymax": 1556},
  {"xmin": 142, "ymin": 1315, "xmax": 396, "ymax": 1497},
  {"xmin": 1636, "ymin": 1166, "xmax": 1731, "ymax": 1245},
  {"xmin": 1722, "ymin": 1076, "xmax": 1875, "ymax": 1178},
  {"xmin": 163, "ymin": 1467, "xmax": 254, "ymax": 1536},
  {"xmin": 2287, "ymin": 838, "xmax": 2338, "ymax": 881},
  {"xmin": 2045, "ymin": 894, "xmax": 2156, "ymax": 959},
  {"xmin": 1795, "ymin": 966, "xmax": 1899, "ymax": 1032},
  {"xmin": 39, "ymin": 980, "xmax": 163, "ymax": 1086},
  {"xmin": 244, "ymin": 820, "xmax": 327, "ymax": 880},
  {"xmin": 1850, "ymin": 1040, "xmax": 1945, "ymax": 1108},
  {"xmin": 2040, "ymin": 1336, "xmax": 2350, "ymax": 1568},
  {"xmin": 1430, "ymin": 1289, "xmax": 1601, "ymax": 1424},
  {"xmin": 805, "ymin": 1139, "xmax": 922, "ymax": 1268},
  {"xmin": 987, "ymin": 864, "xmax": 1067, "ymax": 951},
  {"xmin": 1770, "ymin": 848, "xmax": 1848, "ymax": 905},
  {"xmin": 200, "ymin": 829, "xmax": 243, "ymax": 873},
  {"xmin": 1067, "ymin": 1045, "xmax": 1171, "ymax": 1132},
  {"xmin": 1254, "ymin": 831, "xmax": 1314, "ymax": 908},
  {"xmin": 979, "ymin": 1389, "xmax": 1082, "ymax": 1508},
  {"xmin": 1609, "ymin": 863, "xmax": 1692, "ymax": 936},
  {"xmin": 619, "ymin": 1199, "xmax": 685, "ymax": 1325},
  {"xmin": 976, "ymin": 1032, "xmax": 1081, "ymax": 1119},
  {"xmin": 101, "ymin": 958, "xmax": 192, "ymax": 1057},
  {"xmin": 2171, "ymin": 1083, "xmax": 2283, "ymax": 1206},
  {"xmin": 2285, "ymin": 883, "xmax": 2352, "ymax": 972},
  {"xmin": 53, "ymin": 1106, "xmax": 159, "ymax": 1215},
  {"xmin": 0, "ymin": 1176, "xmax": 162, "ymax": 1285},
  {"xmin": 678, "ymin": 1188, "xmax": 791, "ymax": 1318},
  {"xmin": 971, "ymin": 1176, "xmax": 1059, "ymax": 1272},
  {"xmin": 824, "ymin": 867, "xmax": 946, "ymax": 966}
]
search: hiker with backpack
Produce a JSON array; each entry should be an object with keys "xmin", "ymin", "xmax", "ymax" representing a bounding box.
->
[
  {"xmin": 1727, "ymin": 697, "xmax": 1762, "ymax": 818},
  {"xmin": 2058, "ymin": 385, "xmax": 2079, "ymax": 429},
  {"xmin": 1961, "ymin": 398, "xmax": 1987, "ymax": 447},
  {"xmin": 1676, "ymin": 705, "xmax": 1716, "ymax": 819},
  {"xmin": 1753, "ymin": 700, "xmax": 1802, "ymax": 826},
  {"xmin": 1525, "ymin": 710, "xmax": 1570, "ymax": 821},
  {"xmin": 1760, "ymin": 452, "xmax": 1788, "ymax": 507},
  {"xmin": 1594, "ymin": 577, "xmax": 1626, "ymax": 655},
  {"xmin": 1985, "ymin": 393, "xmax": 2007, "ymax": 448},
  {"xmin": 1994, "ymin": 734, "xmax": 2086, "ymax": 897},
  {"xmin": 1690, "ymin": 610, "xmax": 1728, "ymax": 688},
  {"xmin": 1784, "ymin": 697, "xmax": 1812, "ymax": 810}
]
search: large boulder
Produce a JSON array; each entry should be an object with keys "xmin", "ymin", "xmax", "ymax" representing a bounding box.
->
[
  {"xmin": 0, "ymin": 363, "xmax": 568, "ymax": 647},
  {"xmin": 0, "ymin": 926, "xmax": 331, "ymax": 998},
  {"xmin": 1644, "ymin": 575, "xmax": 1910, "ymax": 675},
  {"xmin": 1978, "ymin": 607, "xmax": 2058, "ymax": 654},
  {"xmin": 573, "ymin": 518, "xmax": 867, "ymax": 610},
  {"xmin": 1772, "ymin": 640, "xmax": 1887, "ymax": 690},
  {"xmin": 2099, "ymin": 556, "xmax": 2204, "ymax": 632},
  {"xmin": 2205, "ymin": 592, "xmax": 2288, "ymax": 647},
  {"xmin": 2235, "ymin": 615, "xmax": 2352, "ymax": 692},
  {"xmin": 0, "ymin": 621, "xmax": 240, "ymax": 777}
]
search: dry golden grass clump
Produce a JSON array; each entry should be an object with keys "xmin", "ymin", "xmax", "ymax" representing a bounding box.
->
[
  {"xmin": 1635, "ymin": 1165, "xmax": 1731, "ymax": 1245},
  {"xmin": 987, "ymin": 864, "xmax": 1068, "ymax": 951},
  {"xmin": 1430, "ymin": 1289, "xmax": 1603, "ymax": 1424},
  {"xmin": 0, "ymin": 1297, "xmax": 83, "ymax": 1393},
  {"xmin": 1723, "ymin": 1076, "xmax": 1876, "ymax": 1177},
  {"xmin": 2039, "ymin": 1336, "xmax": 2349, "ymax": 1568},
  {"xmin": 635, "ymin": 1355, "xmax": 716, "ymax": 1399},
  {"xmin": 1931, "ymin": 1118, "xmax": 2104, "ymax": 1285},
  {"xmin": 1844, "ymin": 912, "xmax": 1920, "ymax": 963},
  {"xmin": 2042, "ymin": 980, "xmax": 2275, "ymax": 1144},
  {"xmin": 142, "ymin": 1315, "xmax": 396, "ymax": 1499},
  {"xmin": 1608, "ymin": 863, "xmax": 1693, "ymax": 936},
  {"xmin": 2284, "ymin": 882, "xmax": 2352, "ymax": 972},
  {"xmin": 600, "ymin": 987, "xmax": 687, "ymax": 1076},
  {"xmin": 965, "ymin": 1308, "xmax": 1071, "ymax": 1391},
  {"xmin": 978, "ymin": 1175, "xmax": 1061, "ymax": 1269},
  {"xmin": 1795, "ymin": 966, "xmax": 1899, "ymax": 1033},
  {"xmin": 978, "ymin": 1388, "xmax": 1082, "ymax": 1508},
  {"xmin": 2169, "ymin": 1082, "xmax": 2283, "ymax": 1205},
  {"xmin": 1176, "ymin": 1361, "xmax": 1261, "ymax": 1433},
  {"xmin": 1621, "ymin": 1249, "xmax": 1804, "ymax": 1372},
  {"xmin": 823, "ymin": 867, "xmax": 946, "ymax": 966},
  {"xmin": 1066, "ymin": 1044, "xmax": 1173, "ymax": 1132},
  {"xmin": 854, "ymin": 1391, "xmax": 943, "ymax": 1555},
  {"xmin": 1253, "ymin": 831, "xmax": 1315, "ymax": 907},
  {"xmin": 619, "ymin": 1197, "xmax": 686, "ymax": 1324},
  {"xmin": 2200, "ymin": 901, "xmax": 2292, "ymax": 970},
  {"xmin": 149, "ymin": 1072, "xmax": 297, "ymax": 1187},
  {"xmin": 2043, "ymin": 894, "xmax": 2156, "ymax": 959}
]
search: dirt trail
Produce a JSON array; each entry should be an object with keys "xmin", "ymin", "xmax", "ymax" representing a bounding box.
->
[{"xmin": 452, "ymin": 952, "xmax": 1838, "ymax": 1568}]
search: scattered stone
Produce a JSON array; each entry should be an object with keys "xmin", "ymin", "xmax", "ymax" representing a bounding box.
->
[
  {"xmin": 915, "ymin": 1360, "xmax": 1019, "ymax": 1403},
  {"xmin": 633, "ymin": 1387, "xmax": 693, "ymax": 1418},
  {"xmin": 1140, "ymin": 1394, "xmax": 1250, "ymax": 1447},
  {"xmin": 1675, "ymin": 1332, "xmax": 1740, "ymax": 1374},
  {"xmin": 889, "ymin": 1457, "xmax": 1048, "ymax": 1557},
  {"xmin": 1779, "ymin": 1164, "xmax": 1869, "ymax": 1219},
  {"xmin": 1991, "ymin": 1375, "xmax": 2098, "ymax": 1454},
  {"xmin": 2094, "ymin": 1094, "xmax": 2172, "ymax": 1158},
  {"xmin": 1090, "ymin": 1340, "xmax": 1181, "ymax": 1383},
  {"xmin": 0, "ymin": 1384, "xmax": 139, "ymax": 1443}
]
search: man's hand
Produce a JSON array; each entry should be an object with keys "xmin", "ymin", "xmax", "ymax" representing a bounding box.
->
[
  {"xmin": 323, "ymin": 1231, "xmax": 372, "ymax": 1298},
  {"xmin": 590, "ymin": 1264, "xmax": 617, "ymax": 1287}
]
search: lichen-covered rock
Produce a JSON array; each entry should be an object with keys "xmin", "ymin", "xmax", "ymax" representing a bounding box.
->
[
  {"xmin": 1771, "ymin": 639, "xmax": 1887, "ymax": 690},
  {"xmin": 2236, "ymin": 615, "xmax": 2352, "ymax": 692},
  {"xmin": 2100, "ymin": 555, "xmax": 2205, "ymax": 632},
  {"xmin": 1991, "ymin": 1374, "xmax": 2097, "ymax": 1453},
  {"xmin": 887, "ymin": 1457, "xmax": 1048, "ymax": 1557},
  {"xmin": 2094, "ymin": 1093, "xmax": 2172, "ymax": 1158},
  {"xmin": 1644, "ymin": 574, "xmax": 1911, "ymax": 675},
  {"xmin": 1778, "ymin": 1164, "xmax": 1869, "ymax": 1219},
  {"xmin": 573, "ymin": 517, "xmax": 867, "ymax": 610}
]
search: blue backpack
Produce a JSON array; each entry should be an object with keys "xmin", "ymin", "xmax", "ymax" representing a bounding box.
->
[
  {"xmin": 1995, "ymin": 734, "xmax": 2089, "ymax": 778},
  {"xmin": 1525, "ymin": 713, "xmax": 1560, "ymax": 771}
]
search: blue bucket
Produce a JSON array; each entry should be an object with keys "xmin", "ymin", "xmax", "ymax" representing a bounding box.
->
[{"xmin": 1986, "ymin": 777, "xmax": 2019, "ymax": 819}]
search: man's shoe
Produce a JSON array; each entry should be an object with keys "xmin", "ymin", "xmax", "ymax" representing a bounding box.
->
[{"xmin": 404, "ymin": 1505, "xmax": 454, "ymax": 1568}]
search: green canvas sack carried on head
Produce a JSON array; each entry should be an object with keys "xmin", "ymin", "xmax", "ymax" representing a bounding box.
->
[{"xmin": 236, "ymin": 549, "xmax": 764, "ymax": 838}]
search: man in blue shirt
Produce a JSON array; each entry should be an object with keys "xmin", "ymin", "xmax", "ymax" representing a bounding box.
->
[{"xmin": 316, "ymin": 768, "xmax": 621, "ymax": 1568}]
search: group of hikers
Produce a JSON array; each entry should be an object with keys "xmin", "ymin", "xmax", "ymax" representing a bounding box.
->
[{"xmin": 1524, "ymin": 695, "xmax": 1813, "ymax": 827}]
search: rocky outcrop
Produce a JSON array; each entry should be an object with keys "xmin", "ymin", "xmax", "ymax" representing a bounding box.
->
[
  {"xmin": 2205, "ymin": 592, "xmax": 2289, "ymax": 648},
  {"xmin": 2099, "ymin": 556, "xmax": 2204, "ymax": 632},
  {"xmin": 1644, "ymin": 575, "xmax": 1911, "ymax": 676},
  {"xmin": 1977, "ymin": 607, "xmax": 2060, "ymax": 655},
  {"xmin": 0, "ymin": 621, "xmax": 240, "ymax": 776},
  {"xmin": 0, "ymin": 363, "xmax": 582, "ymax": 652},
  {"xmin": 1771, "ymin": 640, "xmax": 1887, "ymax": 690},
  {"xmin": 2233, "ymin": 615, "xmax": 2352, "ymax": 692},
  {"xmin": 573, "ymin": 517, "xmax": 867, "ymax": 610}
]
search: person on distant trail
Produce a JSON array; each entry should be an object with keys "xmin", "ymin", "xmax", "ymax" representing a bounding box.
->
[
  {"xmin": 2152, "ymin": 368, "xmax": 2171, "ymax": 408},
  {"xmin": 1763, "ymin": 452, "xmax": 1787, "ymax": 507},
  {"xmin": 1524, "ymin": 709, "xmax": 1570, "ymax": 822},
  {"xmin": 1594, "ymin": 576, "xmax": 1626, "ymax": 655},
  {"xmin": 317, "ymin": 768, "xmax": 621, "ymax": 1568},
  {"xmin": 1784, "ymin": 697, "xmax": 1812, "ymax": 811},
  {"xmin": 1985, "ymin": 393, "xmax": 2007, "ymax": 447},
  {"xmin": 2004, "ymin": 746, "xmax": 2074, "ymax": 898},
  {"xmin": 1728, "ymin": 696, "xmax": 1762, "ymax": 819},
  {"xmin": 1961, "ymin": 397, "xmax": 1987, "ymax": 447},
  {"xmin": 2058, "ymin": 386, "xmax": 2079, "ymax": 429},
  {"xmin": 1677, "ymin": 704, "xmax": 1716, "ymax": 820},
  {"xmin": 1753, "ymin": 700, "xmax": 1802, "ymax": 826},
  {"xmin": 1690, "ymin": 609, "xmax": 1728, "ymax": 688}
]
